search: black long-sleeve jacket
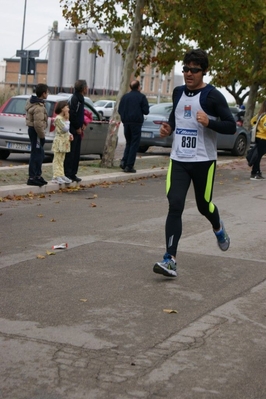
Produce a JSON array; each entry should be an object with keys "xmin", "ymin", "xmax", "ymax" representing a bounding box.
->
[{"xmin": 118, "ymin": 90, "xmax": 149, "ymax": 124}]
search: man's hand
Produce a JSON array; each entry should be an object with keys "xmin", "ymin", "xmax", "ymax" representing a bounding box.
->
[
  {"xmin": 160, "ymin": 122, "xmax": 172, "ymax": 137},
  {"xmin": 196, "ymin": 111, "xmax": 209, "ymax": 127},
  {"xmin": 76, "ymin": 128, "xmax": 82, "ymax": 135}
]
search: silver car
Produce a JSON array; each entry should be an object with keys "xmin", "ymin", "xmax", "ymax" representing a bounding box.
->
[
  {"xmin": 0, "ymin": 94, "xmax": 109, "ymax": 160},
  {"xmin": 139, "ymin": 103, "xmax": 251, "ymax": 156}
]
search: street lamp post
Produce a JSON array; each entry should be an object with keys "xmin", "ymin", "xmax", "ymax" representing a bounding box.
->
[{"xmin": 17, "ymin": 0, "xmax": 27, "ymax": 94}]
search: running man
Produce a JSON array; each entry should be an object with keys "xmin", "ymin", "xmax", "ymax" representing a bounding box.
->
[{"xmin": 153, "ymin": 48, "xmax": 236, "ymax": 278}]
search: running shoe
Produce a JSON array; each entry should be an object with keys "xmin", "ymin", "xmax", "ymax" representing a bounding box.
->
[
  {"xmin": 72, "ymin": 176, "xmax": 82, "ymax": 182},
  {"xmin": 214, "ymin": 220, "xmax": 230, "ymax": 251},
  {"xmin": 124, "ymin": 167, "xmax": 136, "ymax": 173},
  {"xmin": 61, "ymin": 176, "xmax": 72, "ymax": 183},
  {"xmin": 250, "ymin": 173, "xmax": 265, "ymax": 180},
  {"xmin": 51, "ymin": 177, "xmax": 65, "ymax": 185},
  {"xmin": 153, "ymin": 253, "xmax": 177, "ymax": 277},
  {"xmin": 36, "ymin": 176, "xmax": 48, "ymax": 185},
  {"xmin": 27, "ymin": 178, "xmax": 44, "ymax": 186}
]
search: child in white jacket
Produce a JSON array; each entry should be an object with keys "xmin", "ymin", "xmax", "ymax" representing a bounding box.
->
[{"xmin": 51, "ymin": 101, "xmax": 73, "ymax": 184}]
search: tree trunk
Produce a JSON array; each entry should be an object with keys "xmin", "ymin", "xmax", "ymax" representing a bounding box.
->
[
  {"xmin": 100, "ymin": 0, "xmax": 145, "ymax": 168},
  {"xmin": 243, "ymin": 82, "xmax": 259, "ymax": 131}
]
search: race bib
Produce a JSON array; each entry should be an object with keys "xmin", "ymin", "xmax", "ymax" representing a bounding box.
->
[{"xmin": 175, "ymin": 128, "xmax": 198, "ymax": 157}]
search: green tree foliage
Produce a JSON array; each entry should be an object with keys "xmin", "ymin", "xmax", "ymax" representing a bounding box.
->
[
  {"xmin": 60, "ymin": 0, "xmax": 188, "ymax": 166},
  {"xmin": 60, "ymin": 0, "xmax": 266, "ymax": 159},
  {"xmin": 60, "ymin": 0, "xmax": 186, "ymax": 73},
  {"xmin": 179, "ymin": 0, "xmax": 266, "ymax": 126}
]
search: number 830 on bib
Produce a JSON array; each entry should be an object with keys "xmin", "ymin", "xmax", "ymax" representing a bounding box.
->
[{"xmin": 175, "ymin": 128, "xmax": 198, "ymax": 157}]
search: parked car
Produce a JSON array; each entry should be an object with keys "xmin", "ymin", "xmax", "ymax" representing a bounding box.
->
[
  {"xmin": 0, "ymin": 94, "xmax": 110, "ymax": 160},
  {"xmin": 139, "ymin": 103, "xmax": 251, "ymax": 156},
  {"xmin": 93, "ymin": 100, "xmax": 116, "ymax": 120}
]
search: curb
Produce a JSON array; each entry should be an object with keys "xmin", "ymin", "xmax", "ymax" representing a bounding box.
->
[{"xmin": 0, "ymin": 168, "xmax": 168, "ymax": 198}]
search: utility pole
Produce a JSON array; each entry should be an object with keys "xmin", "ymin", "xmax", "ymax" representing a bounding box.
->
[{"xmin": 17, "ymin": 0, "xmax": 27, "ymax": 94}]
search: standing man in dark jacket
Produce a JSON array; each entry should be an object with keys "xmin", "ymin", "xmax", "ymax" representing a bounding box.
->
[
  {"xmin": 25, "ymin": 83, "xmax": 48, "ymax": 186},
  {"xmin": 64, "ymin": 79, "xmax": 87, "ymax": 182},
  {"xmin": 118, "ymin": 80, "xmax": 149, "ymax": 173}
]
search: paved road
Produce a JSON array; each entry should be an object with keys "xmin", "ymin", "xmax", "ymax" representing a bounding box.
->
[{"xmin": 0, "ymin": 165, "xmax": 266, "ymax": 398}]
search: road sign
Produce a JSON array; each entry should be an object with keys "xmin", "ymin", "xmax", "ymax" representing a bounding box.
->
[
  {"xmin": 16, "ymin": 49, "xmax": 39, "ymax": 58},
  {"xmin": 29, "ymin": 50, "xmax": 39, "ymax": 57},
  {"xmin": 20, "ymin": 58, "xmax": 36, "ymax": 75},
  {"xmin": 16, "ymin": 50, "xmax": 28, "ymax": 58}
]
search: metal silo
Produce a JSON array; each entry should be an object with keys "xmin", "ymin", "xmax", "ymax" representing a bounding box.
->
[
  {"xmin": 109, "ymin": 43, "xmax": 123, "ymax": 93},
  {"xmin": 78, "ymin": 40, "xmax": 96, "ymax": 89},
  {"xmin": 61, "ymin": 40, "xmax": 81, "ymax": 88},
  {"xmin": 59, "ymin": 29, "xmax": 76, "ymax": 41},
  {"xmin": 47, "ymin": 40, "xmax": 65, "ymax": 88},
  {"xmin": 94, "ymin": 41, "xmax": 112, "ymax": 92}
]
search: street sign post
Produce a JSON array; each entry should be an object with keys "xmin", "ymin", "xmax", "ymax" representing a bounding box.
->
[
  {"xmin": 16, "ymin": 50, "xmax": 28, "ymax": 58},
  {"xmin": 16, "ymin": 49, "xmax": 40, "ymax": 94}
]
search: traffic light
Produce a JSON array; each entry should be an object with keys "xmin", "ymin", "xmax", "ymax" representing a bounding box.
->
[{"xmin": 20, "ymin": 58, "xmax": 36, "ymax": 75}]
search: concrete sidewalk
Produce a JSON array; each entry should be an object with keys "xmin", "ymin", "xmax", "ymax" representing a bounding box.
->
[
  {"xmin": 0, "ymin": 149, "xmax": 251, "ymax": 198},
  {"xmin": 0, "ymin": 154, "xmax": 170, "ymax": 197}
]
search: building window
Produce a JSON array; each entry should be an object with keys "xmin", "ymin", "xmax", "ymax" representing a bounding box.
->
[
  {"xmin": 140, "ymin": 75, "xmax": 144, "ymax": 88},
  {"xmin": 150, "ymin": 77, "xmax": 154, "ymax": 92},
  {"xmin": 166, "ymin": 79, "xmax": 171, "ymax": 94}
]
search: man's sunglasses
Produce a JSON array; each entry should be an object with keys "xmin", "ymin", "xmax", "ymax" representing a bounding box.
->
[{"xmin": 182, "ymin": 66, "xmax": 203, "ymax": 74}]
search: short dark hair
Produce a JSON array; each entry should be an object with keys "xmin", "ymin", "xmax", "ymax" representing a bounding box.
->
[
  {"xmin": 55, "ymin": 100, "xmax": 68, "ymax": 115},
  {"xmin": 74, "ymin": 79, "xmax": 87, "ymax": 93},
  {"xmin": 130, "ymin": 80, "xmax": 140, "ymax": 91},
  {"xmin": 35, "ymin": 83, "xmax": 48, "ymax": 98},
  {"xmin": 183, "ymin": 49, "xmax": 209, "ymax": 72}
]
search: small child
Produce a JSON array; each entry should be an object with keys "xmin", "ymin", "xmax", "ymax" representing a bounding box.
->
[{"xmin": 51, "ymin": 101, "xmax": 74, "ymax": 184}]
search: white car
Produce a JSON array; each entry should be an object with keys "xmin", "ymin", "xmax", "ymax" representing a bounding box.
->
[{"xmin": 93, "ymin": 100, "xmax": 116, "ymax": 120}]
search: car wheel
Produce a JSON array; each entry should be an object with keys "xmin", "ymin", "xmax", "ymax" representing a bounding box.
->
[
  {"xmin": 0, "ymin": 149, "xmax": 11, "ymax": 160},
  {"xmin": 138, "ymin": 145, "xmax": 149, "ymax": 153},
  {"xmin": 231, "ymin": 134, "xmax": 247, "ymax": 156}
]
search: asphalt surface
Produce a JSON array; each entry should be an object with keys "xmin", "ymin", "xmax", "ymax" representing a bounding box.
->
[{"xmin": 0, "ymin": 149, "xmax": 266, "ymax": 399}]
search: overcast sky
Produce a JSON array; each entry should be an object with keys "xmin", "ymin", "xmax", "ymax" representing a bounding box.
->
[
  {"xmin": 0, "ymin": 0, "xmax": 235, "ymax": 102},
  {"xmin": 0, "ymin": 0, "xmax": 67, "ymax": 61}
]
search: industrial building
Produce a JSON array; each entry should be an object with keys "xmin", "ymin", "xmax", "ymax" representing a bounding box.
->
[{"xmin": 1, "ymin": 26, "xmax": 182, "ymax": 100}]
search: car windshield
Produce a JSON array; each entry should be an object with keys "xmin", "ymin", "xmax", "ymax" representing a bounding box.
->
[
  {"xmin": 94, "ymin": 101, "xmax": 108, "ymax": 107},
  {"xmin": 2, "ymin": 97, "xmax": 58, "ymax": 118},
  {"xmin": 149, "ymin": 103, "xmax": 172, "ymax": 116},
  {"xmin": 3, "ymin": 98, "xmax": 28, "ymax": 115}
]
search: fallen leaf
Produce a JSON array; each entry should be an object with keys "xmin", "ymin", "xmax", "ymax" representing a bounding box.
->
[
  {"xmin": 79, "ymin": 299, "xmax": 88, "ymax": 302},
  {"xmin": 163, "ymin": 309, "xmax": 178, "ymax": 314},
  {"xmin": 50, "ymin": 218, "xmax": 56, "ymax": 222},
  {"xmin": 90, "ymin": 203, "xmax": 97, "ymax": 207},
  {"xmin": 37, "ymin": 254, "xmax": 45, "ymax": 259},
  {"xmin": 46, "ymin": 251, "xmax": 55, "ymax": 255},
  {"xmin": 37, "ymin": 214, "xmax": 44, "ymax": 218}
]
